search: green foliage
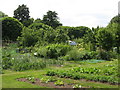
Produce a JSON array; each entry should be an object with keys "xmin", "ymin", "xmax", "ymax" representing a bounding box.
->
[
  {"xmin": 18, "ymin": 23, "xmax": 55, "ymax": 47},
  {"xmin": 57, "ymin": 26, "xmax": 91, "ymax": 39},
  {"xmin": 26, "ymin": 75, "xmax": 35, "ymax": 83},
  {"xmin": 96, "ymin": 50, "xmax": 115, "ymax": 60},
  {"xmin": 60, "ymin": 48, "xmax": 97, "ymax": 61},
  {"xmin": 11, "ymin": 54, "xmax": 47, "ymax": 71},
  {"xmin": 54, "ymin": 80, "xmax": 64, "ymax": 86},
  {"xmin": 2, "ymin": 17, "xmax": 23, "ymax": 41},
  {"xmin": 2, "ymin": 44, "xmax": 64, "ymax": 71},
  {"xmin": 42, "ymin": 10, "xmax": 62, "ymax": 28},
  {"xmin": 40, "ymin": 77, "xmax": 56, "ymax": 83},
  {"xmin": 109, "ymin": 15, "xmax": 120, "ymax": 24},
  {"xmin": 2, "ymin": 52, "xmax": 12, "ymax": 69},
  {"xmin": 17, "ymin": 27, "xmax": 38, "ymax": 47},
  {"xmin": 34, "ymin": 18, "xmax": 42, "ymax": 23},
  {"xmin": 96, "ymin": 28, "xmax": 114, "ymax": 51},
  {"xmin": 107, "ymin": 15, "xmax": 120, "ymax": 53},
  {"xmin": 54, "ymin": 28, "xmax": 69, "ymax": 43},
  {"xmin": 46, "ymin": 71, "xmax": 57, "ymax": 76},
  {"xmin": 35, "ymin": 44, "xmax": 71, "ymax": 59},
  {"xmin": 13, "ymin": 4, "xmax": 30, "ymax": 27},
  {"xmin": 28, "ymin": 22, "xmax": 53, "ymax": 30},
  {"xmin": 40, "ymin": 78, "xmax": 49, "ymax": 83},
  {"xmin": 46, "ymin": 60, "xmax": 118, "ymax": 84},
  {"xmin": 22, "ymin": 18, "xmax": 34, "ymax": 27},
  {"xmin": 73, "ymin": 84, "xmax": 82, "ymax": 88},
  {"xmin": 83, "ymin": 27, "xmax": 99, "ymax": 51}
]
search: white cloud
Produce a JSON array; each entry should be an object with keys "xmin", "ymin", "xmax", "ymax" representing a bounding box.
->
[{"xmin": 0, "ymin": 0, "xmax": 119, "ymax": 28}]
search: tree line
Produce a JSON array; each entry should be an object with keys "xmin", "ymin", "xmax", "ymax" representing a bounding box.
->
[{"xmin": 1, "ymin": 4, "xmax": 120, "ymax": 53}]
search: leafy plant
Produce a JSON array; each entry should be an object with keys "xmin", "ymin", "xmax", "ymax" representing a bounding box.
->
[
  {"xmin": 40, "ymin": 78, "xmax": 49, "ymax": 83},
  {"xmin": 46, "ymin": 61, "xmax": 118, "ymax": 84},
  {"xmin": 54, "ymin": 80, "xmax": 64, "ymax": 86},
  {"xmin": 26, "ymin": 75, "xmax": 35, "ymax": 83},
  {"xmin": 73, "ymin": 84, "xmax": 82, "ymax": 88},
  {"xmin": 35, "ymin": 44, "xmax": 71, "ymax": 59},
  {"xmin": 40, "ymin": 77, "xmax": 57, "ymax": 83}
]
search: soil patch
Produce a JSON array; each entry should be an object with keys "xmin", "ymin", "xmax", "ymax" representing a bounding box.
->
[{"xmin": 17, "ymin": 78, "xmax": 86, "ymax": 88}]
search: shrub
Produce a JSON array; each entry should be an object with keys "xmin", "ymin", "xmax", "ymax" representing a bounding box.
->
[
  {"xmin": 35, "ymin": 44, "xmax": 71, "ymax": 59},
  {"xmin": 46, "ymin": 71, "xmax": 56, "ymax": 76},
  {"xmin": 17, "ymin": 23, "xmax": 55, "ymax": 47},
  {"xmin": 28, "ymin": 23, "xmax": 53, "ymax": 30},
  {"xmin": 5, "ymin": 53, "xmax": 64, "ymax": 71},
  {"xmin": 96, "ymin": 50, "xmax": 113, "ymax": 60},
  {"xmin": 17, "ymin": 27, "xmax": 38, "ymax": 47},
  {"xmin": 61, "ymin": 49, "xmax": 97, "ymax": 61},
  {"xmin": 2, "ymin": 17, "xmax": 23, "ymax": 41},
  {"xmin": 2, "ymin": 52, "xmax": 12, "ymax": 69},
  {"xmin": 54, "ymin": 80, "xmax": 64, "ymax": 86}
]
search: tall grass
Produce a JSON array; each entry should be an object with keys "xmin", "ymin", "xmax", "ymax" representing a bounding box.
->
[{"xmin": 2, "ymin": 43, "xmax": 64, "ymax": 71}]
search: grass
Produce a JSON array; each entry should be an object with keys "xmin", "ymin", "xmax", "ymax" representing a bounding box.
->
[{"xmin": 2, "ymin": 70, "xmax": 54, "ymax": 89}]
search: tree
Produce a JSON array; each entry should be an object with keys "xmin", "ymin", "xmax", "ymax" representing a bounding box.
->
[
  {"xmin": 96, "ymin": 28, "xmax": 113, "ymax": 51},
  {"xmin": 34, "ymin": 18, "xmax": 42, "ymax": 23},
  {"xmin": 18, "ymin": 23, "xmax": 55, "ymax": 47},
  {"xmin": 83, "ymin": 26, "xmax": 99, "ymax": 51},
  {"xmin": 13, "ymin": 4, "xmax": 30, "ymax": 27},
  {"xmin": 107, "ymin": 15, "xmax": 120, "ymax": 53},
  {"xmin": 54, "ymin": 28, "xmax": 69, "ymax": 43},
  {"xmin": 57, "ymin": 26, "xmax": 91, "ymax": 40},
  {"xmin": 2, "ymin": 17, "xmax": 23, "ymax": 41},
  {"xmin": 42, "ymin": 10, "xmax": 62, "ymax": 28}
]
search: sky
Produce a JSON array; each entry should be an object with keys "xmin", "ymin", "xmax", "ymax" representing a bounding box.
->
[{"xmin": 0, "ymin": 0, "xmax": 119, "ymax": 28}]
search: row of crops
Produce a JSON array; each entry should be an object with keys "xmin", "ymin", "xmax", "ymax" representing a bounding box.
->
[{"xmin": 46, "ymin": 63, "xmax": 119, "ymax": 84}]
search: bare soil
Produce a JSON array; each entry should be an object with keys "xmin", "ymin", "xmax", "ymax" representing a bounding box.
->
[{"xmin": 17, "ymin": 78, "xmax": 87, "ymax": 88}]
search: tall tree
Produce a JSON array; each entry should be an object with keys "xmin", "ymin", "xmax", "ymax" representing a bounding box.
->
[
  {"xmin": 83, "ymin": 26, "xmax": 99, "ymax": 51},
  {"xmin": 107, "ymin": 15, "xmax": 120, "ymax": 53},
  {"xmin": 42, "ymin": 10, "xmax": 62, "ymax": 28},
  {"xmin": 96, "ymin": 28, "xmax": 113, "ymax": 51},
  {"xmin": 13, "ymin": 4, "xmax": 30, "ymax": 26}
]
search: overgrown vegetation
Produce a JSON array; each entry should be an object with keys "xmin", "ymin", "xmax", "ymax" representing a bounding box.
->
[{"xmin": 1, "ymin": 4, "xmax": 120, "ymax": 88}]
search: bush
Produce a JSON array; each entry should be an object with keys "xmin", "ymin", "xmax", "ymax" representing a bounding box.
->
[
  {"xmin": 2, "ymin": 52, "xmax": 12, "ymax": 69},
  {"xmin": 60, "ymin": 48, "xmax": 97, "ymax": 61},
  {"xmin": 96, "ymin": 50, "xmax": 114, "ymax": 60},
  {"xmin": 28, "ymin": 23, "xmax": 53, "ymax": 30},
  {"xmin": 17, "ymin": 27, "xmax": 38, "ymax": 47},
  {"xmin": 35, "ymin": 44, "xmax": 71, "ymax": 59},
  {"xmin": 10, "ymin": 53, "xmax": 63, "ymax": 71},
  {"xmin": 2, "ymin": 17, "xmax": 23, "ymax": 41},
  {"xmin": 17, "ymin": 23, "xmax": 56, "ymax": 47}
]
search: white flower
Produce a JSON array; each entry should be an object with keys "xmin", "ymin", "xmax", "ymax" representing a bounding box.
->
[{"xmin": 34, "ymin": 52, "xmax": 37, "ymax": 56}]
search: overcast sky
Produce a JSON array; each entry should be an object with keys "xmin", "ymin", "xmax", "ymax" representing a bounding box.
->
[{"xmin": 0, "ymin": 0, "xmax": 119, "ymax": 28}]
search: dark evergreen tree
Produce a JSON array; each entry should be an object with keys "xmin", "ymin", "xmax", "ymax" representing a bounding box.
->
[
  {"xmin": 42, "ymin": 10, "xmax": 62, "ymax": 28},
  {"xmin": 13, "ymin": 4, "xmax": 31, "ymax": 26}
]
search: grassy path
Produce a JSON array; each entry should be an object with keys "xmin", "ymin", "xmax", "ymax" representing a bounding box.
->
[{"xmin": 2, "ymin": 70, "xmax": 48, "ymax": 88}]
